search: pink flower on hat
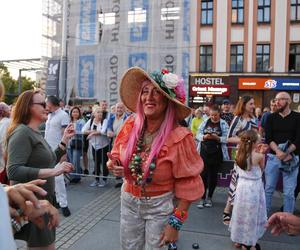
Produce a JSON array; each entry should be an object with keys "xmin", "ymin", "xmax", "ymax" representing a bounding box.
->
[{"xmin": 174, "ymin": 78, "xmax": 186, "ymax": 103}]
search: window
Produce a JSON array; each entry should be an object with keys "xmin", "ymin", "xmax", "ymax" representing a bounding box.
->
[
  {"xmin": 232, "ymin": 0, "xmax": 244, "ymax": 24},
  {"xmin": 201, "ymin": 0, "xmax": 213, "ymax": 25},
  {"xmin": 289, "ymin": 44, "xmax": 300, "ymax": 72},
  {"xmin": 257, "ymin": 0, "xmax": 270, "ymax": 23},
  {"xmin": 291, "ymin": 0, "xmax": 300, "ymax": 21},
  {"xmin": 230, "ymin": 45, "xmax": 244, "ymax": 72},
  {"xmin": 256, "ymin": 44, "xmax": 270, "ymax": 72},
  {"xmin": 200, "ymin": 45, "xmax": 212, "ymax": 72}
]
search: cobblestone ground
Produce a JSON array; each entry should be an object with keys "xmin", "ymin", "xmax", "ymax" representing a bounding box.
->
[{"xmin": 17, "ymin": 186, "xmax": 121, "ymax": 250}]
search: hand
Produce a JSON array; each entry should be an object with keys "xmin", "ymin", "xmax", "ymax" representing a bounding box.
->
[
  {"xmin": 275, "ymin": 149, "xmax": 287, "ymax": 161},
  {"xmin": 5, "ymin": 179, "xmax": 47, "ymax": 217},
  {"xmin": 210, "ymin": 133, "xmax": 220, "ymax": 141},
  {"xmin": 203, "ymin": 134, "xmax": 212, "ymax": 140},
  {"xmin": 26, "ymin": 200, "xmax": 60, "ymax": 229},
  {"xmin": 256, "ymin": 143, "xmax": 269, "ymax": 154},
  {"xmin": 159, "ymin": 224, "xmax": 179, "ymax": 247},
  {"xmin": 107, "ymin": 153, "xmax": 123, "ymax": 177},
  {"xmin": 55, "ymin": 162, "xmax": 74, "ymax": 176},
  {"xmin": 62, "ymin": 123, "xmax": 75, "ymax": 142},
  {"xmin": 267, "ymin": 212, "xmax": 300, "ymax": 236},
  {"xmin": 107, "ymin": 131, "xmax": 114, "ymax": 138}
]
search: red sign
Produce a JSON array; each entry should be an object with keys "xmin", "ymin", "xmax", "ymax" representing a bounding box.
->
[
  {"xmin": 190, "ymin": 84, "xmax": 230, "ymax": 96},
  {"xmin": 238, "ymin": 78, "xmax": 274, "ymax": 90}
]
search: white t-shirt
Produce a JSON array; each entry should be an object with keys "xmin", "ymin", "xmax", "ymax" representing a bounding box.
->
[
  {"xmin": 0, "ymin": 117, "xmax": 10, "ymax": 167},
  {"xmin": 0, "ymin": 185, "xmax": 17, "ymax": 250},
  {"xmin": 81, "ymin": 119, "xmax": 110, "ymax": 150},
  {"xmin": 45, "ymin": 108, "xmax": 70, "ymax": 150}
]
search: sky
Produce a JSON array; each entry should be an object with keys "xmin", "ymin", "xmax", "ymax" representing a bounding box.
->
[{"xmin": 0, "ymin": 0, "xmax": 42, "ymax": 78}]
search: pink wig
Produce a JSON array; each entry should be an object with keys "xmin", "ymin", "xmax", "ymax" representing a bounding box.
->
[{"xmin": 121, "ymin": 81, "xmax": 176, "ymax": 181}]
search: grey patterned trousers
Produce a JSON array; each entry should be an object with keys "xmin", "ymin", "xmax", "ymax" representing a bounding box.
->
[{"xmin": 120, "ymin": 189, "xmax": 174, "ymax": 250}]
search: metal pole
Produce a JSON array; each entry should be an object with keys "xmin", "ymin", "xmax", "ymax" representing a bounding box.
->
[
  {"xmin": 18, "ymin": 69, "xmax": 22, "ymax": 95},
  {"xmin": 59, "ymin": 0, "xmax": 68, "ymax": 100}
]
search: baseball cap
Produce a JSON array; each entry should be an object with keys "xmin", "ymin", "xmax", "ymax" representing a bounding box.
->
[{"xmin": 222, "ymin": 99, "xmax": 231, "ymax": 105}]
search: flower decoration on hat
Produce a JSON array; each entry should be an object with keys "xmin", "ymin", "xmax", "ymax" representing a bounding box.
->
[{"xmin": 149, "ymin": 69, "xmax": 186, "ymax": 104}]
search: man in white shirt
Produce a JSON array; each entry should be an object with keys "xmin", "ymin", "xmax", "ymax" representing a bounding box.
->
[{"xmin": 45, "ymin": 96, "xmax": 71, "ymax": 217}]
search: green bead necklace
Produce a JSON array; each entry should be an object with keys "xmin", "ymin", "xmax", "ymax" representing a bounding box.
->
[{"xmin": 128, "ymin": 127, "xmax": 157, "ymax": 186}]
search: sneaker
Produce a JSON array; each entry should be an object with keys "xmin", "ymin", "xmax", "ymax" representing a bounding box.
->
[
  {"xmin": 61, "ymin": 207, "xmax": 71, "ymax": 217},
  {"xmin": 115, "ymin": 182, "xmax": 123, "ymax": 188},
  {"xmin": 83, "ymin": 169, "xmax": 89, "ymax": 175},
  {"xmin": 204, "ymin": 199, "xmax": 213, "ymax": 208},
  {"xmin": 197, "ymin": 199, "xmax": 205, "ymax": 209},
  {"xmin": 89, "ymin": 180, "xmax": 99, "ymax": 187},
  {"xmin": 98, "ymin": 180, "xmax": 107, "ymax": 187}
]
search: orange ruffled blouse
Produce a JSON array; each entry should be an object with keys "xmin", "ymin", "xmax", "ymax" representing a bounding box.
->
[{"xmin": 111, "ymin": 116, "xmax": 204, "ymax": 202}]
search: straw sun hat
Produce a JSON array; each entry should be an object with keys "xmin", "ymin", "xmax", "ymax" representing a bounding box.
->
[{"xmin": 120, "ymin": 67, "xmax": 191, "ymax": 120}]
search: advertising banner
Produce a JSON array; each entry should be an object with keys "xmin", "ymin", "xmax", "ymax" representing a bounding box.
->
[
  {"xmin": 46, "ymin": 59, "xmax": 60, "ymax": 96},
  {"xmin": 77, "ymin": 55, "xmax": 95, "ymax": 98},
  {"xmin": 239, "ymin": 77, "xmax": 300, "ymax": 90},
  {"xmin": 78, "ymin": 0, "xmax": 98, "ymax": 45}
]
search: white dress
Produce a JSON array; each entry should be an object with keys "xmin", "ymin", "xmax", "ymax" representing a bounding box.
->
[{"xmin": 229, "ymin": 165, "xmax": 267, "ymax": 246}]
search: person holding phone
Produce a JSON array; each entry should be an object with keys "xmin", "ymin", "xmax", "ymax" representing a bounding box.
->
[
  {"xmin": 82, "ymin": 107, "xmax": 110, "ymax": 187},
  {"xmin": 196, "ymin": 105, "xmax": 229, "ymax": 208}
]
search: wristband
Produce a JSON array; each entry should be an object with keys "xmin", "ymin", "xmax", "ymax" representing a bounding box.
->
[
  {"xmin": 168, "ymin": 215, "xmax": 183, "ymax": 231},
  {"xmin": 60, "ymin": 141, "xmax": 67, "ymax": 147},
  {"xmin": 173, "ymin": 207, "xmax": 188, "ymax": 222}
]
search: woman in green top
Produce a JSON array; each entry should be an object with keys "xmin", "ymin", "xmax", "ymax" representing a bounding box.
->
[
  {"xmin": 191, "ymin": 108, "xmax": 204, "ymax": 137},
  {"xmin": 6, "ymin": 90, "xmax": 74, "ymax": 250}
]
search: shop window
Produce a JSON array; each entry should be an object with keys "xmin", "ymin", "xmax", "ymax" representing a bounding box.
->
[
  {"xmin": 232, "ymin": 0, "xmax": 244, "ymax": 24},
  {"xmin": 256, "ymin": 44, "xmax": 270, "ymax": 72},
  {"xmin": 200, "ymin": 45, "xmax": 213, "ymax": 72},
  {"xmin": 230, "ymin": 45, "xmax": 244, "ymax": 72},
  {"xmin": 201, "ymin": 0, "xmax": 213, "ymax": 25},
  {"xmin": 291, "ymin": 0, "xmax": 300, "ymax": 22},
  {"xmin": 257, "ymin": 0, "xmax": 270, "ymax": 23},
  {"xmin": 289, "ymin": 44, "xmax": 300, "ymax": 72}
]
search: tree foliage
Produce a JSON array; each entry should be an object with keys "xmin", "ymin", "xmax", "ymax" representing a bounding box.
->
[{"xmin": 0, "ymin": 63, "xmax": 35, "ymax": 104}]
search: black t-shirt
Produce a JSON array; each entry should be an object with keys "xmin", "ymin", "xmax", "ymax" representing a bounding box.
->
[
  {"xmin": 265, "ymin": 111, "xmax": 300, "ymax": 155},
  {"xmin": 203, "ymin": 119, "xmax": 222, "ymax": 137}
]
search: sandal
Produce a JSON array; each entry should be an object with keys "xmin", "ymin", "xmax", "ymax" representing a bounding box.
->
[{"xmin": 223, "ymin": 212, "xmax": 231, "ymax": 225}]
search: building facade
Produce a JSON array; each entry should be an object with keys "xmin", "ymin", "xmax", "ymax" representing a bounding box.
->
[{"xmin": 189, "ymin": 0, "xmax": 300, "ymax": 110}]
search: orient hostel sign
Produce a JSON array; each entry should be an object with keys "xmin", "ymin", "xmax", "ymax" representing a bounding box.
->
[{"xmin": 190, "ymin": 84, "xmax": 230, "ymax": 96}]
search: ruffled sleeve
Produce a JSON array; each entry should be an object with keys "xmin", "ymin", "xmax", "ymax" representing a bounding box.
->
[
  {"xmin": 166, "ymin": 127, "xmax": 204, "ymax": 201},
  {"xmin": 110, "ymin": 115, "xmax": 135, "ymax": 160}
]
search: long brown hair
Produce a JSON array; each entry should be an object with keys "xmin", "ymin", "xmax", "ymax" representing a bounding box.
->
[
  {"xmin": 6, "ymin": 90, "xmax": 41, "ymax": 140},
  {"xmin": 234, "ymin": 95, "xmax": 254, "ymax": 116},
  {"xmin": 236, "ymin": 130, "xmax": 259, "ymax": 170}
]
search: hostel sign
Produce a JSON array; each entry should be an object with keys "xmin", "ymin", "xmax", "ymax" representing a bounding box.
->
[{"xmin": 190, "ymin": 84, "xmax": 230, "ymax": 96}]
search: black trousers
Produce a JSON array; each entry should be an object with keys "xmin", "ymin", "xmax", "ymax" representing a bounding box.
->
[
  {"xmin": 200, "ymin": 149, "xmax": 222, "ymax": 199},
  {"xmin": 92, "ymin": 145, "xmax": 109, "ymax": 181}
]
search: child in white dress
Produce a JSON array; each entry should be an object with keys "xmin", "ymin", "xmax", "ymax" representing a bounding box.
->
[{"xmin": 229, "ymin": 130, "xmax": 268, "ymax": 250}]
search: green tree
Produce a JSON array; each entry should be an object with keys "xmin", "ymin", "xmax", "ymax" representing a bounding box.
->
[{"xmin": 0, "ymin": 63, "xmax": 35, "ymax": 104}]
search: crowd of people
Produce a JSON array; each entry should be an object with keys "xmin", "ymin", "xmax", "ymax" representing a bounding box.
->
[{"xmin": 0, "ymin": 66, "xmax": 300, "ymax": 250}]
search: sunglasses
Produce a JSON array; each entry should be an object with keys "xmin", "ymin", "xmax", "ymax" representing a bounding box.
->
[{"xmin": 32, "ymin": 102, "xmax": 46, "ymax": 108}]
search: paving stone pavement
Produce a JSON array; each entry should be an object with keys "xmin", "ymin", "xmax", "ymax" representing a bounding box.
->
[
  {"xmin": 16, "ymin": 183, "xmax": 121, "ymax": 250},
  {"xmin": 16, "ymin": 179, "xmax": 300, "ymax": 250}
]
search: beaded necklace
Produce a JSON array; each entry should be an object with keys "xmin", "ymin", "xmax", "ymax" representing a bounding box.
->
[{"xmin": 128, "ymin": 127, "xmax": 157, "ymax": 186}]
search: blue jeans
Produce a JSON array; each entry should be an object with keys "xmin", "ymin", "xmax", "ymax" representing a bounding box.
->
[
  {"xmin": 265, "ymin": 153, "xmax": 299, "ymax": 214},
  {"xmin": 67, "ymin": 148, "xmax": 82, "ymax": 180}
]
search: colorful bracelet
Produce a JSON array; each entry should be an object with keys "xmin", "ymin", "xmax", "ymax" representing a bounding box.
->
[
  {"xmin": 168, "ymin": 215, "xmax": 183, "ymax": 231},
  {"xmin": 173, "ymin": 207, "xmax": 188, "ymax": 222}
]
